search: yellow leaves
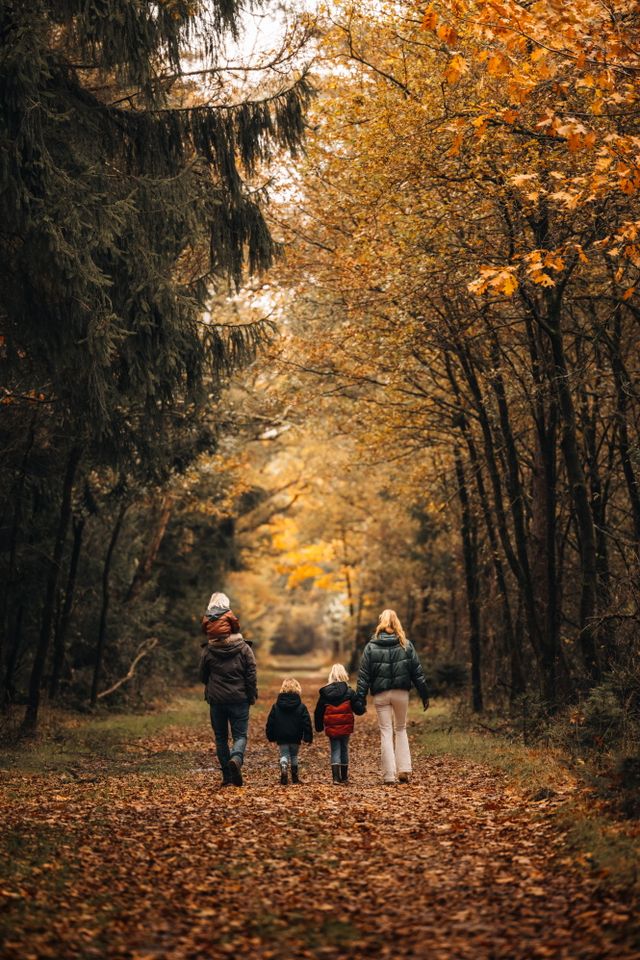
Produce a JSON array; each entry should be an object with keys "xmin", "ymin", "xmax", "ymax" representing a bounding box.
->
[
  {"xmin": 468, "ymin": 267, "xmax": 518, "ymax": 297},
  {"xmin": 487, "ymin": 52, "xmax": 510, "ymax": 77},
  {"xmin": 444, "ymin": 54, "xmax": 467, "ymax": 84},
  {"xmin": 421, "ymin": 4, "xmax": 438, "ymax": 31},
  {"xmin": 286, "ymin": 562, "xmax": 325, "ymax": 588},
  {"xmin": 437, "ymin": 23, "xmax": 458, "ymax": 45}
]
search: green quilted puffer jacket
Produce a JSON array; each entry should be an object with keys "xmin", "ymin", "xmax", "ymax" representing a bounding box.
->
[{"xmin": 356, "ymin": 632, "xmax": 429, "ymax": 702}]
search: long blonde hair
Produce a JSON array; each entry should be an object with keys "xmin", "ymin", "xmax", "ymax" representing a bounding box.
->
[
  {"xmin": 280, "ymin": 677, "xmax": 302, "ymax": 694},
  {"xmin": 375, "ymin": 609, "xmax": 408, "ymax": 648},
  {"xmin": 328, "ymin": 663, "xmax": 349, "ymax": 683}
]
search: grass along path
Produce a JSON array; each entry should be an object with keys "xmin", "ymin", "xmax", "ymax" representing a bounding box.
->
[{"xmin": 1, "ymin": 672, "xmax": 638, "ymax": 959}]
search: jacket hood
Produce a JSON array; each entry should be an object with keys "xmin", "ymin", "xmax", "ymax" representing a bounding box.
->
[
  {"xmin": 371, "ymin": 631, "xmax": 401, "ymax": 647},
  {"xmin": 206, "ymin": 606, "xmax": 229, "ymax": 621},
  {"xmin": 206, "ymin": 592, "xmax": 230, "ymax": 615},
  {"xmin": 277, "ymin": 692, "xmax": 302, "ymax": 710},
  {"xmin": 206, "ymin": 636, "xmax": 246, "ymax": 658},
  {"xmin": 319, "ymin": 681, "xmax": 350, "ymax": 704}
]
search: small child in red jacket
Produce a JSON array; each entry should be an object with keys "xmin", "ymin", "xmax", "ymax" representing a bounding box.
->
[{"xmin": 314, "ymin": 664, "xmax": 365, "ymax": 785}]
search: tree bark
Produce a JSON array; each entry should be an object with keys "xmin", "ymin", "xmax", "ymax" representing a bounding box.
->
[
  {"xmin": 90, "ymin": 501, "xmax": 128, "ymax": 706},
  {"xmin": 454, "ymin": 446, "xmax": 483, "ymax": 712},
  {"xmin": 21, "ymin": 445, "xmax": 81, "ymax": 735},
  {"xmin": 124, "ymin": 495, "xmax": 173, "ymax": 604},
  {"xmin": 49, "ymin": 514, "xmax": 85, "ymax": 699},
  {"xmin": 544, "ymin": 296, "xmax": 600, "ymax": 682}
]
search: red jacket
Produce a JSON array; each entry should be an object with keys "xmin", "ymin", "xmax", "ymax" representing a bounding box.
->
[
  {"xmin": 314, "ymin": 681, "xmax": 364, "ymax": 738},
  {"xmin": 323, "ymin": 699, "xmax": 355, "ymax": 737}
]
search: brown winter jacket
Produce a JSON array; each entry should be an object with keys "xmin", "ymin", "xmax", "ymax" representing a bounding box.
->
[
  {"xmin": 199, "ymin": 636, "xmax": 257, "ymax": 705},
  {"xmin": 201, "ymin": 610, "xmax": 240, "ymax": 642}
]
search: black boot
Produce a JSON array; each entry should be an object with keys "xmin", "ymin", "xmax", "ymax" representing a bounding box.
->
[
  {"xmin": 228, "ymin": 756, "xmax": 243, "ymax": 787},
  {"xmin": 291, "ymin": 766, "xmax": 300, "ymax": 784},
  {"xmin": 332, "ymin": 764, "xmax": 342, "ymax": 784},
  {"xmin": 340, "ymin": 764, "xmax": 349, "ymax": 783},
  {"xmin": 280, "ymin": 761, "xmax": 288, "ymax": 786}
]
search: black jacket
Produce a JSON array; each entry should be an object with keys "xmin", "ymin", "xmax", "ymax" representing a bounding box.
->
[
  {"xmin": 265, "ymin": 693, "xmax": 313, "ymax": 744},
  {"xmin": 199, "ymin": 637, "xmax": 257, "ymax": 704},
  {"xmin": 356, "ymin": 632, "xmax": 429, "ymax": 702},
  {"xmin": 314, "ymin": 681, "xmax": 365, "ymax": 733}
]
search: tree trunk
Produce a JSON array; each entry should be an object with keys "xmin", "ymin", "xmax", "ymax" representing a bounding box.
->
[
  {"xmin": 90, "ymin": 502, "xmax": 127, "ymax": 706},
  {"xmin": 0, "ymin": 414, "xmax": 37, "ymax": 682},
  {"xmin": 454, "ymin": 446, "xmax": 483, "ymax": 712},
  {"xmin": 544, "ymin": 297, "xmax": 599, "ymax": 682},
  {"xmin": 21, "ymin": 445, "xmax": 81, "ymax": 735},
  {"xmin": 608, "ymin": 313, "xmax": 640, "ymax": 553},
  {"xmin": 49, "ymin": 514, "xmax": 85, "ymax": 699},
  {"xmin": 124, "ymin": 495, "xmax": 173, "ymax": 604}
]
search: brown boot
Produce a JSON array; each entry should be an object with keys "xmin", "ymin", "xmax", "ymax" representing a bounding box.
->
[
  {"xmin": 340, "ymin": 764, "xmax": 349, "ymax": 784},
  {"xmin": 331, "ymin": 764, "xmax": 342, "ymax": 784}
]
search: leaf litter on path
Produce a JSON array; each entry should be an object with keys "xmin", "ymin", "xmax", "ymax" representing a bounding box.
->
[{"xmin": 1, "ymin": 674, "xmax": 638, "ymax": 959}]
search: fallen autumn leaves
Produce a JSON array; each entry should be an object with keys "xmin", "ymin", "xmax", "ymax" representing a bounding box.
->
[{"xmin": 1, "ymin": 675, "xmax": 638, "ymax": 959}]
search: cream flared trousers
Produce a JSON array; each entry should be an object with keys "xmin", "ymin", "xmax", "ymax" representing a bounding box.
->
[{"xmin": 373, "ymin": 688, "xmax": 411, "ymax": 783}]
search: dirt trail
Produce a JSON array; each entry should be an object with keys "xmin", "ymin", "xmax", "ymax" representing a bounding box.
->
[{"xmin": 1, "ymin": 673, "xmax": 637, "ymax": 959}]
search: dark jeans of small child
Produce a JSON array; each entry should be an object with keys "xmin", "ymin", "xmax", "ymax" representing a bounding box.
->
[
  {"xmin": 210, "ymin": 700, "xmax": 249, "ymax": 776},
  {"xmin": 329, "ymin": 735, "xmax": 349, "ymax": 765},
  {"xmin": 278, "ymin": 743, "xmax": 300, "ymax": 767}
]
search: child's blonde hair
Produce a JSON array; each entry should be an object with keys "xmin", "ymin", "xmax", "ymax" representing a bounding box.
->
[
  {"xmin": 328, "ymin": 663, "xmax": 349, "ymax": 683},
  {"xmin": 280, "ymin": 677, "xmax": 302, "ymax": 694},
  {"xmin": 375, "ymin": 609, "xmax": 408, "ymax": 648}
]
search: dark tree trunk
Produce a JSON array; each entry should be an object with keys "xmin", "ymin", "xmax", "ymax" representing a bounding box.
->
[
  {"xmin": 21, "ymin": 445, "xmax": 82, "ymax": 734},
  {"xmin": 0, "ymin": 415, "xmax": 37, "ymax": 682},
  {"xmin": 454, "ymin": 446, "xmax": 483, "ymax": 712},
  {"xmin": 544, "ymin": 297, "xmax": 599, "ymax": 682},
  {"xmin": 90, "ymin": 502, "xmax": 127, "ymax": 706},
  {"xmin": 124, "ymin": 495, "xmax": 172, "ymax": 604},
  {"xmin": 608, "ymin": 313, "xmax": 640, "ymax": 553},
  {"xmin": 3, "ymin": 606, "xmax": 24, "ymax": 706},
  {"xmin": 49, "ymin": 514, "xmax": 85, "ymax": 700},
  {"xmin": 445, "ymin": 357, "xmax": 524, "ymax": 697}
]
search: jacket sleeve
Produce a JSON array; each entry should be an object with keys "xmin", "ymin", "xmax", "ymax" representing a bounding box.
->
[
  {"xmin": 243, "ymin": 645, "xmax": 258, "ymax": 704},
  {"xmin": 410, "ymin": 645, "xmax": 429, "ymax": 702},
  {"xmin": 314, "ymin": 697, "xmax": 326, "ymax": 732},
  {"xmin": 265, "ymin": 706, "xmax": 276, "ymax": 742},
  {"xmin": 302, "ymin": 706, "xmax": 313, "ymax": 743},
  {"xmin": 350, "ymin": 688, "xmax": 366, "ymax": 715},
  {"xmin": 356, "ymin": 645, "xmax": 371, "ymax": 699},
  {"xmin": 198, "ymin": 650, "xmax": 209, "ymax": 685}
]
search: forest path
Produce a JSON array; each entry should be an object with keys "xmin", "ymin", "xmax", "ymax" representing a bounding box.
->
[{"xmin": 1, "ymin": 672, "xmax": 637, "ymax": 960}]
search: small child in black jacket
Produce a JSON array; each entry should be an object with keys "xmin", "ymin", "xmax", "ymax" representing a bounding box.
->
[{"xmin": 265, "ymin": 678, "xmax": 313, "ymax": 785}]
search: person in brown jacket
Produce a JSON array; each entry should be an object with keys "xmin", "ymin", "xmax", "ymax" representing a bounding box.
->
[{"xmin": 199, "ymin": 594, "xmax": 257, "ymax": 788}]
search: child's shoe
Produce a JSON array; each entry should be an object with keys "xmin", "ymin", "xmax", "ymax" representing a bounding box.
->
[
  {"xmin": 398, "ymin": 771, "xmax": 410, "ymax": 783},
  {"xmin": 331, "ymin": 764, "xmax": 342, "ymax": 785},
  {"xmin": 280, "ymin": 759, "xmax": 289, "ymax": 786},
  {"xmin": 291, "ymin": 766, "xmax": 300, "ymax": 784},
  {"xmin": 340, "ymin": 764, "xmax": 349, "ymax": 784}
]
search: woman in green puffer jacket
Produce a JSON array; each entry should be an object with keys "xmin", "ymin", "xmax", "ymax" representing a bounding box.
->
[{"xmin": 356, "ymin": 609, "xmax": 429, "ymax": 785}]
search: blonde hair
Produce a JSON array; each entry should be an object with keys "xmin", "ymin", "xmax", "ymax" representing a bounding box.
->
[
  {"xmin": 375, "ymin": 609, "xmax": 408, "ymax": 648},
  {"xmin": 328, "ymin": 663, "xmax": 349, "ymax": 683},
  {"xmin": 280, "ymin": 677, "xmax": 302, "ymax": 694}
]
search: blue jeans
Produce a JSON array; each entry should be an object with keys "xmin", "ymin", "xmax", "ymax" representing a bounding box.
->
[
  {"xmin": 210, "ymin": 701, "xmax": 249, "ymax": 776},
  {"xmin": 278, "ymin": 743, "xmax": 300, "ymax": 767},
  {"xmin": 329, "ymin": 735, "xmax": 349, "ymax": 765}
]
